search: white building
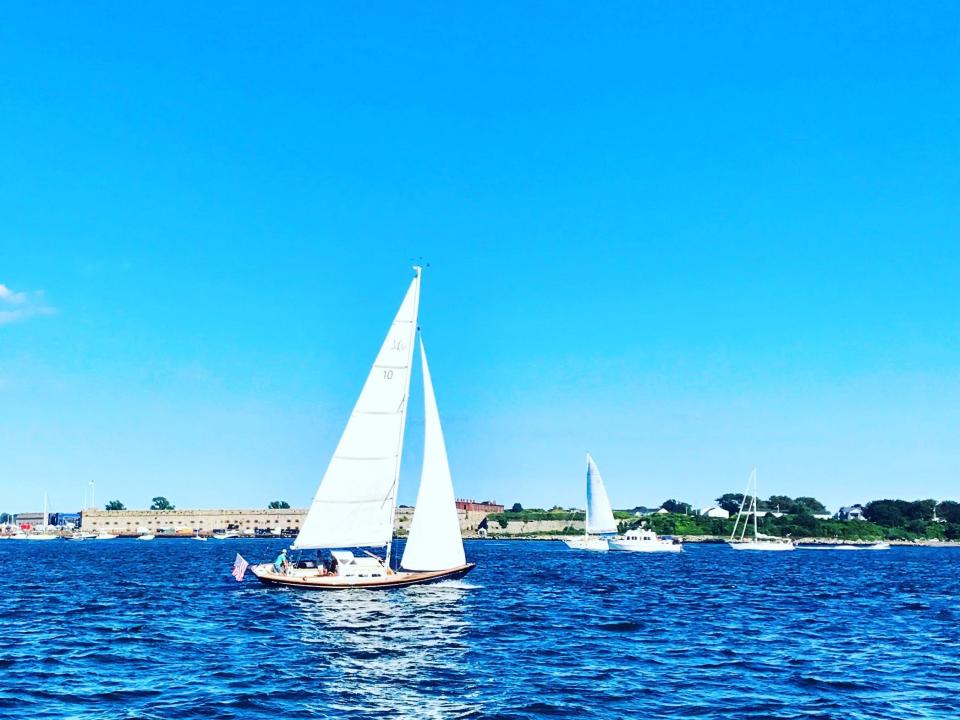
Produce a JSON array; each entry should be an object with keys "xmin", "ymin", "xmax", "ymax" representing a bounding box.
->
[{"xmin": 699, "ymin": 506, "xmax": 730, "ymax": 519}]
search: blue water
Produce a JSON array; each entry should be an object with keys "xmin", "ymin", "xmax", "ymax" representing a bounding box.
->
[{"xmin": 1, "ymin": 540, "xmax": 958, "ymax": 719}]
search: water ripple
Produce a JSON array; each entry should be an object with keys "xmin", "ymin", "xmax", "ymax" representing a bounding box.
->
[{"xmin": 0, "ymin": 540, "xmax": 958, "ymax": 718}]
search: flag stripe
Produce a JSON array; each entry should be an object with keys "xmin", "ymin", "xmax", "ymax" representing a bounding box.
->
[{"xmin": 232, "ymin": 553, "xmax": 249, "ymax": 581}]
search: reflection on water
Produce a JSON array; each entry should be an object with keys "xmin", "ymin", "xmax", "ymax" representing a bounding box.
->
[{"xmin": 290, "ymin": 581, "xmax": 480, "ymax": 719}]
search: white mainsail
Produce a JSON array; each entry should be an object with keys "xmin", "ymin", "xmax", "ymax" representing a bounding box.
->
[
  {"xmin": 401, "ymin": 338, "xmax": 466, "ymax": 571},
  {"xmin": 585, "ymin": 454, "xmax": 617, "ymax": 535},
  {"xmin": 293, "ymin": 269, "xmax": 421, "ymax": 550}
]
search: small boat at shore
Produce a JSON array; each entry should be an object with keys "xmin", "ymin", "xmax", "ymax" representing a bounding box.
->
[
  {"xmin": 728, "ymin": 469, "xmax": 795, "ymax": 552},
  {"xmin": 563, "ymin": 454, "xmax": 617, "ymax": 552},
  {"xmin": 95, "ymin": 531, "xmax": 118, "ymax": 540},
  {"xmin": 796, "ymin": 542, "xmax": 891, "ymax": 551},
  {"xmin": 249, "ymin": 268, "xmax": 474, "ymax": 589}
]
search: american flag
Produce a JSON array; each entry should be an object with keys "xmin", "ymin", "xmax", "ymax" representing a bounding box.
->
[{"xmin": 232, "ymin": 553, "xmax": 249, "ymax": 582}]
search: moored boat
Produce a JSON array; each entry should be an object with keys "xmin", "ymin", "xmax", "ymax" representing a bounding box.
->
[
  {"xmin": 249, "ymin": 268, "xmax": 475, "ymax": 590},
  {"xmin": 608, "ymin": 528, "xmax": 682, "ymax": 552},
  {"xmin": 727, "ymin": 469, "xmax": 795, "ymax": 552},
  {"xmin": 562, "ymin": 454, "xmax": 616, "ymax": 552}
]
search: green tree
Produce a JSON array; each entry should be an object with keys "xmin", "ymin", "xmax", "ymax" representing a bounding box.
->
[
  {"xmin": 510, "ymin": 503, "xmax": 523, "ymax": 513},
  {"xmin": 863, "ymin": 500, "xmax": 905, "ymax": 526},
  {"xmin": 661, "ymin": 499, "xmax": 691, "ymax": 514},
  {"xmin": 0, "ymin": 512, "xmax": 10, "ymax": 524},
  {"xmin": 766, "ymin": 495, "xmax": 794, "ymax": 513},
  {"xmin": 793, "ymin": 496, "xmax": 827, "ymax": 514},
  {"xmin": 150, "ymin": 496, "xmax": 174, "ymax": 511},
  {"xmin": 268, "ymin": 500, "xmax": 290, "ymax": 509},
  {"xmin": 716, "ymin": 493, "xmax": 745, "ymax": 515},
  {"xmin": 104, "ymin": 500, "xmax": 126, "ymax": 511},
  {"xmin": 938, "ymin": 501, "xmax": 960, "ymax": 524},
  {"xmin": 908, "ymin": 500, "xmax": 937, "ymax": 522}
]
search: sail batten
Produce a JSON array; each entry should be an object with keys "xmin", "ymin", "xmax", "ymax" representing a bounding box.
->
[
  {"xmin": 400, "ymin": 338, "xmax": 467, "ymax": 571},
  {"xmin": 293, "ymin": 270, "xmax": 421, "ymax": 550}
]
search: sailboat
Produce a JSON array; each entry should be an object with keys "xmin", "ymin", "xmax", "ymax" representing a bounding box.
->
[
  {"xmin": 251, "ymin": 267, "xmax": 475, "ymax": 589},
  {"xmin": 563, "ymin": 454, "xmax": 617, "ymax": 551},
  {"xmin": 727, "ymin": 469, "xmax": 794, "ymax": 551},
  {"xmin": 23, "ymin": 492, "xmax": 58, "ymax": 541}
]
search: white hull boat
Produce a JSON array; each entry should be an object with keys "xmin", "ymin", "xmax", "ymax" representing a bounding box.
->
[
  {"xmin": 23, "ymin": 534, "xmax": 59, "ymax": 541},
  {"xmin": 563, "ymin": 536, "xmax": 609, "ymax": 551},
  {"xmin": 563, "ymin": 454, "xmax": 617, "ymax": 552},
  {"xmin": 95, "ymin": 533, "xmax": 118, "ymax": 540},
  {"xmin": 249, "ymin": 268, "xmax": 474, "ymax": 590},
  {"xmin": 213, "ymin": 532, "xmax": 239, "ymax": 540},
  {"xmin": 136, "ymin": 534, "xmax": 156, "ymax": 541},
  {"xmin": 727, "ymin": 469, "xmax": 795, "ymax": 552},
  {"xmin": 609, "ymin": 528, "xmax": 682, "ymax": 553},
  {"xmin": 729, "ymin": 539, "xmax": 795, "ymax": 551}
]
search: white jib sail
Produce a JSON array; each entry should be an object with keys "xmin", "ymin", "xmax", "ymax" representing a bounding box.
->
[
  {"xmin": 585, "ymin": 454, "xmax": 617, "ymax": 535},
  {"xmin": 293, "ymin": 269, "xmax": 421, "ymax": 550},
  {"xmin": 400, "ymin": 337, "xmax": 466, "ymax": 571}
]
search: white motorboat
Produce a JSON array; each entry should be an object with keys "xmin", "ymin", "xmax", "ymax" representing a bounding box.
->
[
  {"xmin": 250, "ymin": 267, "xmax": 475, "ymax": 590},
  {"xmin": 136, "ymin": 534, "xmax": 156, "ymax": 541},
  {"xmin": 562, "ymin": 454, "xmax": 617, "ymax": 552},
  {"xmin": 866, "ymin": 542, "xmax": 890, "ymax": 550},
  {"xmin": 212, "ymin": 531, "xmax": 239, "ymax": 540},
  {"xmin": 95, "ymin": 531, "xmax": 118, "ymax": 540},
  {"xmin": 727, "ymin": 469, "xmax": 795, "ymax": 552},
  {"xmin": 608, "ymin": 528, "xmax": 682, "ymax": 552}
]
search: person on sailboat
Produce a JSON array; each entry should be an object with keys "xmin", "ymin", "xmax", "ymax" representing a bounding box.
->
[{"xmin": 273, "ymin": 548, "xmax": 289, "ymax": 575}]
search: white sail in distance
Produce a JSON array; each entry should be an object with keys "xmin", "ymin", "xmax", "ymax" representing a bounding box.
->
[
  {"xmin": 400, "ymin": 337, "xmax": 466, "ymax": 571},
  {"xmin": 293, "ymin": 269, "xmax": 421, "ymax": 550},
  {"xmin": 585, "ymin": 454, "xmax": 617, "ymax": 535}
]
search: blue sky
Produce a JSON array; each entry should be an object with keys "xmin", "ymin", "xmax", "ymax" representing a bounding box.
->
[{"xmin": 1, "ymin": 2, "xmax": 958, "ymax": 515}]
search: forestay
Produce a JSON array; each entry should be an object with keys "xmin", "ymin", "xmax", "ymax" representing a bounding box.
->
[
  {"xmin": 293, "ymin": 269, "xmax": 421, "ymax": 550},
  {"xmin": 585, "ymin": 454, "xmax": 618, "ymax": 535},
  {"xmin": 400, "ymin": 338, "xmax": 467, "ymax": 571}
]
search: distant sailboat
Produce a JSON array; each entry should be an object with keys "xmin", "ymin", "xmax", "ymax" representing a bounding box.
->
[
  {"xmin": 251, "ymin": 268, "xmax": 474, "ymax": 589},
  {"xmin": 728, "ymin": 469, "xmax": 794, "ymax": 551},
  {"xmin": 563, "ymin": 454, "xmax": 617, "ymax": 551},
  {"xmin": 23, "ymin": 492, "xmax": 58, "ymax": 541}
]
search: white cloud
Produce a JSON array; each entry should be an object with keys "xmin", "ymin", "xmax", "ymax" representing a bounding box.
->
[
  {"xmin": 0, "ymin": 284, "xmax": 55, "ymax": 325},
  {"xmin": 0, "ymin": 284, "xmax": 27, "ymax": 304}
]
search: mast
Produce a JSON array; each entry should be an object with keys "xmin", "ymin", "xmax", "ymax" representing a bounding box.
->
[
  {"xmin": 584, "ymin": 454, "xmax": 591, "ymax": 539},
  {"xmin": 752, "ymin": 471, "xmax": 759, "ymax": 541},
  {"xmin": 385, "ymin": 266, "xmax": 423, "ymax": 568},
  {"xmin": 43, "ymin": 492, "xmax": 48, "ymax": 534}
]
